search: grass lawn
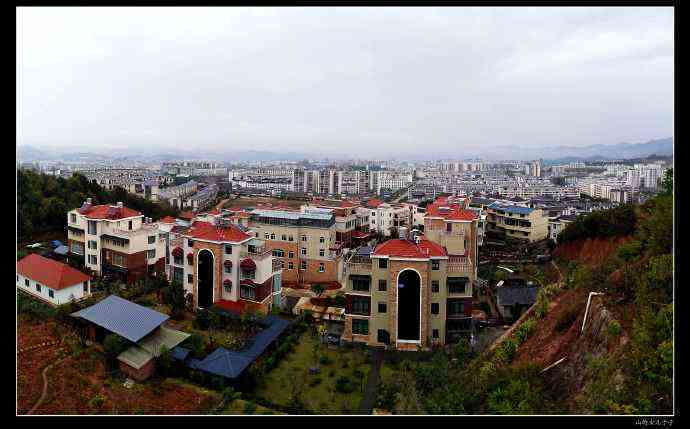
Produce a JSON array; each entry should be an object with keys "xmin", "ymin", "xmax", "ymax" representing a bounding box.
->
[
  {"xmin": 253, "ymin": 333, "xmax": 371, "ymax": 414},
  {"xmin": 221, "ymin": 399, "xmax": 282, "ymax": 415}
]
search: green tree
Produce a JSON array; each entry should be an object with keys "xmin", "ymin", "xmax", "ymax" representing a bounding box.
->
[{"xmin": 661, "ymin": 168, "xmax": 673, "ymax": 196}]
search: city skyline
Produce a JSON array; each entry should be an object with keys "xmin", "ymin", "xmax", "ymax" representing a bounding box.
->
[{"xmin": 18, "ymin": 7, "xmax": 673, "ymax": 157}]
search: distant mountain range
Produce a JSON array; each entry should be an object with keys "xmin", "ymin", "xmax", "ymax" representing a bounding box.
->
[{"xmin": 17, "ymin": 137, "xmax": 672, "ymax": 163}]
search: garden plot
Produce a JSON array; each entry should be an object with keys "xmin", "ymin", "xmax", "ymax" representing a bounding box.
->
[{"xmin": 253, "ymin": 332, "xmax": 372, "ymax": 414}]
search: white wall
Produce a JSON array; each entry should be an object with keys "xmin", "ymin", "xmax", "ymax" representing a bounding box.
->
[{"xmin": 17, "ymin": 273, "xmax": 90, "ymax": 306}]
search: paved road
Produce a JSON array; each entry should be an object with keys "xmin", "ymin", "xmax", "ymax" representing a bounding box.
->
[{"xmin": 357, "ymin": 349, "xmax": 384, "ymax": 415}]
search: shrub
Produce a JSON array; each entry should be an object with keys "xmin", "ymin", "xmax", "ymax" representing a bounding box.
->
[
  {"xmin": 103, "ymin": 334, "xmax": 129, "ymax": 362},
  {"xmin": 319, "ymin": 355, "xmax": 333, "ymax": 366},
  {"xmin": 514, "ymin": 318, "xmax": 536, "ymax": 344},
  {"xmin": 194, "ymin": 309, "xmax": 211, "ymax": 330},
  {"xmin": 243, "ymin": 401, "xmax": 257, "ymax": 415},
  {"xmin": 309, "ymin": 377, "xmax": 322, "ymax": 387},
  {"xmin": 185, "ymin": 334, "xmax": 206, "ymax": 358},
  {"xmin": 88, "ymin": 394, "xmax": 106, "ymax": 408},
  {"xmin": 335, "ymin": 376, "xmax": 356, "ymax": 394},
  {"xmin": 608, "ymin": 320, "xmax": 621, "ymax": 337}
]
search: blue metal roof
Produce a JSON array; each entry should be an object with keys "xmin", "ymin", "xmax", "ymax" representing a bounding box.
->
[
  {"xmin": 171, "ymin": 346, "xmax": 191, "ymax": 361},
  {"xmin": 53, "ymin": 245, "xmax": 69, "ymax": 255},
  {"xmin": 71, "ymin": 295, "xmax": 169, "ymax": 342},
  {"xmin": 488, "ymin": 202, "xmax": 534, "ymax": 215},
  {"xmin": 50, "ymin": 240, "xmax": 63, "ymax": 248},
  {"xmin": 189, "ymin": 315, "xmax": 290, "ymax": 379},
  {"xmin": 356, "ymin": 246, "xmax": 373, "ymax": 256}
]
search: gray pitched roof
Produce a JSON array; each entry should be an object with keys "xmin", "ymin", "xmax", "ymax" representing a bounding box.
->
[
  {"xmin": 71, "ymin": 295, "xmax": 169, "ymax": 342},
  {"xmin": 496, "ymin": 286, "xmax": 539, "ymax": 306}
]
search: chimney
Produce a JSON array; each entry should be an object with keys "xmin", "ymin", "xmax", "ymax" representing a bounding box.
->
[{"xmin": 117, "ymin": 202, "xmax": 123, "ymax": 208}]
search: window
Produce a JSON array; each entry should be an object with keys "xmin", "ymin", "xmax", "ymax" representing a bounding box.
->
[
  {"xmin": 288, "ymin": 251, "xmax": 294, "ymax": 259},
  {"xmin": 272, "ymin": 249, "xmax": 285, "ymax": 258},
  {"xmin": 187, "ymin": 274, "xmax": 193, "ymax": 284},
  {"xmin": 173, "ymin": 254, "xmax": 183, "ymax": 265},
  {"xmin": 264, "ymin": 233, "xmax": 270, "ymax": 240},
  {"xmin": 300, "ymin": 260, "xmax": 307, "ymax": 270},
  {"xmin": 318, "ymin": 263, "xmax": 325, "ymax": 273},
  {"xmin": 352, "ymin": 319, "xmax": 369, "ymax": 335},
  {"xmin": 351, "ymin": 275, "xmax": 370, "ymax": 292},
  {"xmin": 36, "ymin": 284, "xmax": 41, "ymax": 292},
  {"xmin": 319, "ymin": 236, "xmax": 325, "ymax": 243},
  {"xmin": 112, "ymin": 253, "xmax": 126, "ymax": 267},
  {"xmin": 188, "ymin": 239, "xmax": 194, "ymax": 247},
  {"xmin": 378, "ymin": 302, "xmax": 387, "ymax": 313},
  {"xmin": 431, "ymin": 260, "xmax": 440, "ymax": 270},
  {"xmin": 432, "ymin": 280, "xmax": 440, "ymax": 293},
  {"xmin": 432, "ymin": 329, "xmax": 439, "ymax": 339},
  {"xmin": 448, "ymin": 277, "xmax": 468, "ymax": 294},
  {"xmin": 446, "ymin": 223, "xmax": 452, "ymax": 232},
  {"xmin": 173, "ymin": 267, "xmax": 184, "ymax": 284},
  {"xmin": 87, "ymin": 240, "xmax": 97, "ymax": 249},
  {"xmin": 147, "ymin": 249, "xmax": 156, "ymax": 259},
  {"xmin": 319, "ymin": 249, "xmax": 325, "ymax": 257},
  {"xmin": 71, "ymin": 242, "xmax": 85, "ymax": 255},
  {"xmin": 70, "ymin": 213, "xmax": 76, "ymax": 223},
  {"xmin": 288, "ymin": 262, "xmax": 294, "ymax": 270},
  {"xmin": 148, "ymin": 236, "xmax": 156, "ymax": 244},
  {"xmin": 378, "ymin": 280, "xmax": 387, "ymax": 291},
  {"xmin": 241, "ymin": 285, "xmax": 256, "ymax": 300},
  {"xmin": 282, "ymin": 234, "xmax": 287, "ymax": 241},
  {"xmin": 25, "ymin": 279, "xmax": 29, "ymax": 287},
  {"xmin": 352, "ymin": 296, "xmax": 370, "ymax": 315},
  {"xmin": 88, "ymin": 255, "xmax": 98, "ymax": 265},
  {"xmin": 87, "ymin": 221, "xmax": 97, "ymax": 235},
  {"xmin": 225, "ymin": 265, "xmax": 232, "ymax": 274},
  {"xmin": 225, "ymin": 245, "xmax": 233, "ymax": 254},
  {"xmin": 378, "ymin": 329, "xmax": 389, "ymax": 344},
  {"xmin": 288, "ymin": 235, "xmax": 294, "ymax": 242},
  {"xmin": 371, "ymin": 211, "xmax": 376, "ymax": 216},
  {"xmin": 378, "ymin": 258, "xmax": 388, "ymax": 269},
  {"xmin": 128, "ymin": 220, "xmax": 133, "ymax": 230},
  {"xmin": 301, "ymin": 247, "xmax": 307, "ymax": 256},
  {"xmin": 83, "ymin": 282, "xmax": 88, "ymax": 293},
  {"xmin": 301, "ymin": 235, "xmax": 307, "ymax": 242},
  {"xmin": 431, "ymin": 303, "xmax": 439, "ymax": 315},
  {"xmin": 448, "ymin": 300, "xmax": 464, "ymax": 315},
  {"xmin": 270, "ymin": 233, "xmax": 276, "ymax": 240}
]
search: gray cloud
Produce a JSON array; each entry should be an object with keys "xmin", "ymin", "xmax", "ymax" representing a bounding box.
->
[{"xmin": 17, "ymin": 7, "xmax": 673, "ymax": 158}]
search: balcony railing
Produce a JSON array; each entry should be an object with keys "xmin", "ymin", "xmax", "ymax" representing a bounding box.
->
[
  {"xmin": 240, "ymin": 249, "xmax": 272, "ymax": 260},
  {"xmin": 346, "ymin": 262, "xmax": 373, "ymax": 272}
]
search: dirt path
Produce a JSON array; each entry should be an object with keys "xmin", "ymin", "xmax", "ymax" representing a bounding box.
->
[
  {"xmin": 357, "ymin": 349, "xmax": 383, "ymax": 414},
  {"xmin": 215, "ymin": 198, "xmax": 230, "ymax": 210},
  {"xmin": 551, "ymin": 260, "xmax": 564, "ymax": 283},
  {"xmin": 26, "ymin": 353, "xmax": 66, "ymax": 415}
]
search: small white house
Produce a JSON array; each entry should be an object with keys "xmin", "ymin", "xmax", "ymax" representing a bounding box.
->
[{"xmin": 17, "ymin": 253, "xmax": 92, "ymax": 306}]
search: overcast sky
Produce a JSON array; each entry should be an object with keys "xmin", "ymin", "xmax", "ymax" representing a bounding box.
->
[{"xmin": 17, "ymin": 7, "xmax": 673, "ymax": 157}]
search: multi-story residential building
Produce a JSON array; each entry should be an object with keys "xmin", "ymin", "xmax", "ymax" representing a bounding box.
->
[
  {"xmin": 164, "ymin": 217, "xmax": 281, "ymax": 314},
  {"xmin": 485, "ymin": 202, "xmax": 548, "ymax": 242},
  {"xmin": 306, "ymin": 199, "xmax": 370, "ymax": 246},
  {"xmin": 548, "ymin": 215, "xmax": 578, "ymax": 243},
  {"xmin": 184, "ymin": 183, "xmax": 218, "ymax": 211},
  {"xmin": 341, "ymin": 234, "xmax": 474, "ymax": 351},
  {"xmin": 247, "ymin": 207, "xmax": 344, "ymax": 288},
  {"xmin": 423, "ymin": 196, "xmax": 479, "ymax": 273},
  {"xmin": 366, "ymin": 199, "xmax": 411, "ymax": 237},
  {"xmin": 158, "ymin": 180, "xmax": 199, "ymax": 209},
  {"xmin": 67, "ymin": 199, "xmax": 166, "ymax": 284}
]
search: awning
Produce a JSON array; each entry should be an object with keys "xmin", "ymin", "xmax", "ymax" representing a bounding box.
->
[
  {"xmin": 224, "ymin": 260, "xmax": 233, "ymax": 267},
  {"xmin": 223, "ymin": 279, "xmax": 232, "ymax": 286},
  {"xmin": 240, "ymin": 258, "xmax": 256, "ymax": 270},
  {"xmin": 187, "ymin": 252, "xmax": 194, "ymax": 258},
  {"xmin": 352, "ymin": 230, "xmax": 370, "ymax": 239},
  {"xmin": 172, "ymin": 247, "xmax": 183, "ymax": 257}
]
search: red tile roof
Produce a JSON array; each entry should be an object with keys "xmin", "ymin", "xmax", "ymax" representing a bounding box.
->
[
  {"xmin": 179, "ymin": 211, "xmax": 194, "ymax": 220},
  {"xmin": 366, "ymin": 198, "xmax": 383, "ymax": 208},
  {"xmin": 351, "ymin": 230, "xmax": 370, "ymax": 239},
  {"xmin": 17, "ymin": 254, "xmax": 91, "ymax": 291},
  {"xmin": 372, "ymin": 237, "xmax": 446, "ymax": 258},
  {"xmin": 185, "ymin": 221, "xmax": 250, "ymax": 243},
  {"xmin": 158, "ymin": 216, "xmax": 176, "ymax": 224},
  {"xmin": 425, "ymin": 201, "xmax": 477, "ymax": 221},
  {"xmin": 214, "ymin": 299, "xmax": 262, "ymax": 315},
  {"xmin": 79, "ymin": 205, "xmax": 142, "ymax": 220}
]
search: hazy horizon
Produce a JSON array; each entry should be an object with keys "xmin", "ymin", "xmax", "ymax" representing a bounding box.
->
[{"xmin": 17, "ymin": 7, "xmax": 674, "ymax": 157}]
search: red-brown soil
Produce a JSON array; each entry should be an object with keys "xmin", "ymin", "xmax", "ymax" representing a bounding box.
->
[
  {"xmin": 18, "ymin": 318, "xmax": 220, "ymax": 415},
  {"xmin": 553, "ymin": 236, "xmax": 632, "ymax": 267}
]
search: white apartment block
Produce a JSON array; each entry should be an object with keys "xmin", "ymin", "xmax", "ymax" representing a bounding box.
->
[{"xmin": 67, "ymin": 199, "xmax": 167, "ymax": 284}]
